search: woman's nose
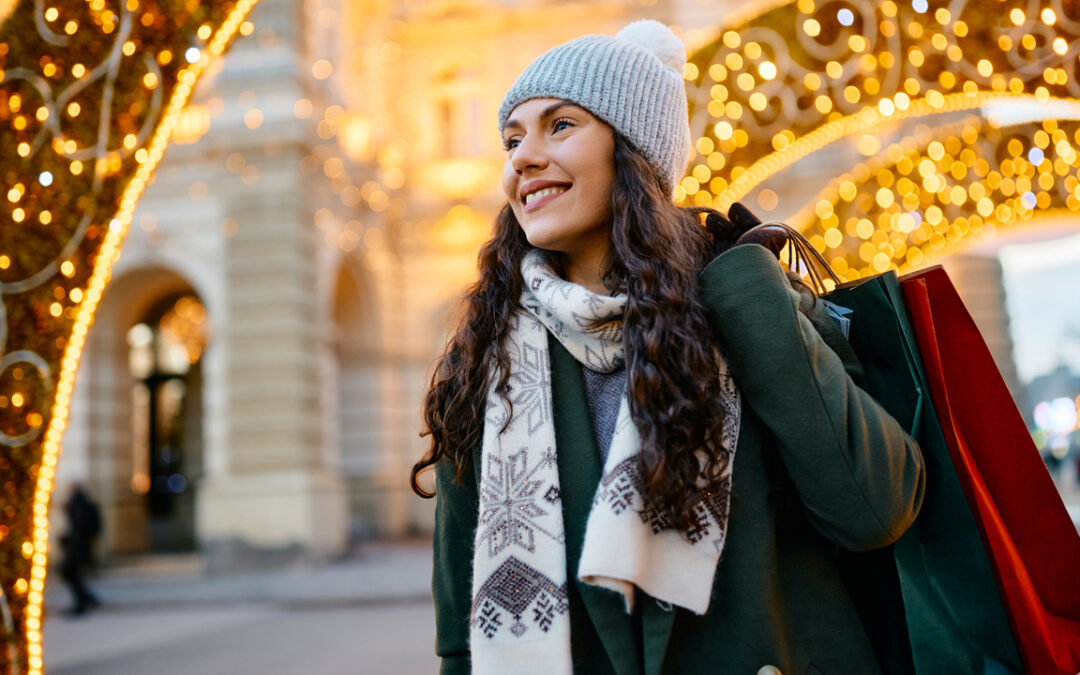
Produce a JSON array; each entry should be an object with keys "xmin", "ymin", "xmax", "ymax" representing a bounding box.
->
[{"xmin": 511, "ymin": 133, "xmax": 548, "ymax": 174}]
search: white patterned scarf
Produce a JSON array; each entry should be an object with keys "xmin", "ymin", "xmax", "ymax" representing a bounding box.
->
[{"xmin": 469, "ymin": 249, "xmax": 741, "ymax": 675}]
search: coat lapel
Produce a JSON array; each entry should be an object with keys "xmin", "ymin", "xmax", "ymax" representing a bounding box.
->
[
  {"xmin": 549, "ymin": 335, "xmax": 643, "ymax": 675},
  {"xmin": 641, "ymin": 596, "xmax": 677, "ymax": 675}
]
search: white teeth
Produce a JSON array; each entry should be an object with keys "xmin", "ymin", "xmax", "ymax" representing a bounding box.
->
[{"xmin": 524, "ymin": 186, "xmax": 568, "ymax": 205}]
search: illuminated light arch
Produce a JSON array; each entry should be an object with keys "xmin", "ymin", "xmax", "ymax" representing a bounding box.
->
[
  {"xmin": 0, "ymin": 0, "xmax": 259, "ymax": 671},
  {"xmin": 681, "ymin": 0, "xmax": 1080, "ymax": 210},
  {"xmin": 785, "ymin": 114, "xmax": 1080, "ymax": 283}
]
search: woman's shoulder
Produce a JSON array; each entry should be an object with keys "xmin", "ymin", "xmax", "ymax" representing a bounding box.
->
[
  {"xmin": 699, "ymin": 243, "xmax": 795, "ymax": 305},
  {"xmin": 698, "ymin": 243, "xmax": 865, "ymax": 382}
]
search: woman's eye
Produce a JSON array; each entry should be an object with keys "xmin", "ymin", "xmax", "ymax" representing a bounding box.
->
[
  {"xmin": 553, "ymin": 118, "xmax": 573, "ymax": 132},
  {"xmin": 504, "ymin": 138, "xmax": 520, "ymax": 150}
]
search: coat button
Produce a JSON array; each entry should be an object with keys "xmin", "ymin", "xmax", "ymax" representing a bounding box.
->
[{"xmin": 756, "ymin": 667, "xmax": 782, "ymax": 675}]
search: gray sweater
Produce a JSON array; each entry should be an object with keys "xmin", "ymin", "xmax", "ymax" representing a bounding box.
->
[{"xmin": 580, "ymin": 363, "xmax": 627, "ymax": 465}]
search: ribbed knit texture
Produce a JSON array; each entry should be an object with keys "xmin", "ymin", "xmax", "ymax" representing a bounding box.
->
[
  {"xmin": 498, "ymin": 32, "xmax": 691, "ymax": 195},
  {"xmin": 581, "ymin": 363, "xmax": 627, "ymax": 465}
]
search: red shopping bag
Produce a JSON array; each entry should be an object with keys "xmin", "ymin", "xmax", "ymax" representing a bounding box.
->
[{"xmin": 900, "ymin": 267, "xmax": 1080, "ymax": 675}]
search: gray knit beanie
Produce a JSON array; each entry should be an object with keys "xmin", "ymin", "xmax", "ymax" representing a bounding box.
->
[{"xmin": 498, "ymin": 20, "xmax": 691, "ymax": 197}]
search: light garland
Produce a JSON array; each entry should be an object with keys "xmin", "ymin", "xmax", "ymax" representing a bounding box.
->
[
  {"xmin": 708, "ymin": 91, "xmax": 1034, "ymax": 211},
  {"xmin": 787, "ymin": 115, "xmax": 1080, "ymax": 282},
  {"xmin": 682, "ymin": 0, "xmax": 1080, "ymax": 212},
  {"xmin": 0, "ymin": 0, "xmax": 258, "ymax": 670}
]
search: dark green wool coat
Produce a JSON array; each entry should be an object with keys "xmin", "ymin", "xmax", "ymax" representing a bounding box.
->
[{"xmin": 431, "ymin": 244, "xmax": 927, "ymax": 675}]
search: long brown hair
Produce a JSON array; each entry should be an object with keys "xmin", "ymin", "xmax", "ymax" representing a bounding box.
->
[{"xmin": 411, "ymin": 134, "xmax": 735, "ymax": 535}]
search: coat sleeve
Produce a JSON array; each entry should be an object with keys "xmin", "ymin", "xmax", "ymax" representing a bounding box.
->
[
  {"xmin": 432, "ymin": 456, "xmax": 479, "ymax": 674},
  {"xmin": 700, "ymin": 244, "xmax": 925, "ymax": 551}
]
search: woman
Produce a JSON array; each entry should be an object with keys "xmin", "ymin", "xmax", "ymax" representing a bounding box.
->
[{"xmin": 411, "ymin": 20, "xmax": 925, "ymax": 675}]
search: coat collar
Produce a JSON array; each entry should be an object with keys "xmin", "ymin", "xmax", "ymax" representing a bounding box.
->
[{"xmin": 548, "ymin": 334, "xmax": 677, "ymax": 675}]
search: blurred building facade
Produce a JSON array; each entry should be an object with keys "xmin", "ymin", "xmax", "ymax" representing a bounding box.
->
[{"xmin": 51, "ymin": 0, "xmax": 1044, "ymax": 565}]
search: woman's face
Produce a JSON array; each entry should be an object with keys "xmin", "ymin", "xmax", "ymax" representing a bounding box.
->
[{"xmin": 501, "ymin": 98, "xmax": 616, "ymax": 264}]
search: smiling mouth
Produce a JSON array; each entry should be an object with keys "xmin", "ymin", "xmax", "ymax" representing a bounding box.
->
[{"xmin": 523, "ymin": 186, "xmax": 569, "ymax": 211}]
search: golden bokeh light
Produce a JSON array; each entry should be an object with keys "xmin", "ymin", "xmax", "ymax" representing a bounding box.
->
[
  {"xmin": 787, "ymin": 116, "xmax": 1080, "ymax": 281},
  {"xmin": 683, "ymin": 0, "xmax": 1080, "ymax": 217}
]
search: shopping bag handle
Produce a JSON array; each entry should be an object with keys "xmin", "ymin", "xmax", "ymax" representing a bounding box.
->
[{"xmin": 735, "ymin": 221, "xmax": 842, "ymax": 295}]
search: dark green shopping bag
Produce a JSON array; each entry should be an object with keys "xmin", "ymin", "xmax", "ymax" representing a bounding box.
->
[{"xmin": 827, "ymin": 272, "xmax": 1022, "ymax": 675}]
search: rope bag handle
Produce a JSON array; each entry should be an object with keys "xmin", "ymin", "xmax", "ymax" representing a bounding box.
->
[{"xmin": 735, "ymin": 221, "xmax": 843, "ymax": 296}]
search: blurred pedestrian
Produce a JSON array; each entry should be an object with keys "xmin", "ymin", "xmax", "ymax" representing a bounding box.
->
[{"xmin": 60, "ymin": 483, "xmax": 102, "ymax": 616}]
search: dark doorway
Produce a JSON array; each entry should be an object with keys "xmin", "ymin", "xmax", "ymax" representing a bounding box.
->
[{"xmin": 127, "ymin": 295, "xmax": 208, "ymax": 552}]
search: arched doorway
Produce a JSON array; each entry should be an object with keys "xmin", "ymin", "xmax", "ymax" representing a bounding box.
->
[
  {"xmin": 69, "ymin": 266, "xmax": 211, "ymax": 557},
  {"xmin": 126, "ymin": 294, "xmax": 209, "ymax": 552},
  {"xmin": 331, "ymin": 261, "xmax": 383, "ymax": 537}
]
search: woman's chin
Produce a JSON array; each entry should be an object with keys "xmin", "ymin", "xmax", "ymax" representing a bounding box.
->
[{"xmin": 521, "ymin": 224, "xmax": 564, "ymax": 252}]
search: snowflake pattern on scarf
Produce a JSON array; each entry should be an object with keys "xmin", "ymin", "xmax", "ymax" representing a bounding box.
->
[
  {"xmin": 521, "ymin": 251, "xmax": 626, "ymax": 373},
  {"xmin": 507, "ymin": 334, "xmax": 553, "ymax": 435},
  {"xmin": 477, "ymin": 447, "xmax": 564, "ymax": 558}
]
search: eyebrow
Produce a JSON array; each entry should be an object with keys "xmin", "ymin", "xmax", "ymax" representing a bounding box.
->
[{"xmin": 503, "ymin": 102, "xmax": 579, "ymax": 133}]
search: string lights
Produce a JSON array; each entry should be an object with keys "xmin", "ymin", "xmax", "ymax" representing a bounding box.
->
[
  {"xmin": 788, "ymin": 115, "xmax": 1080, "ymax": 281},
  {"xmin": 0, "ymin": 0, "xmax": 257, "ymax": 670},
  {"xmin": 681, "ymin": 0, "xmax": 1080, "ymax": 225}
]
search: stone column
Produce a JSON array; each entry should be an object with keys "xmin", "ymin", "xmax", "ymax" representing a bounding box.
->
[
  {"xmin": 194, "ymin": 0, "xmax": 348, "ymax": 568},
  {"xmin": 196, "ymin": 157, "xmax": 348, "ymax": 566}
]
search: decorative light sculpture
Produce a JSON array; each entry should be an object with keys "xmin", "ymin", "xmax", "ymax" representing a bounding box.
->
[
  {"xmin": 682, "ymin": 0, "xmax": 1080, "ymax": 243},
  {"xmin": 789, "ymin": 115, "xmax": 1080, "ymax": 281},
  {"xmin": 0, "ymin": 0, "xmax": 258, "ymax": 670}
]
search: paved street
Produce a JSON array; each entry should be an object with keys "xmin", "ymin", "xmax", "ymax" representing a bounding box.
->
[
  {"xmin": 45, "ymin": 602, "xmax": 438, "ymax": 674},
  {"xmin": 38, "ymin": 487, "xmax": 1080, "ymax": 675},
  {"xmin": 42, "ymin": 541, "xmax": 441, "ymax": 674}
]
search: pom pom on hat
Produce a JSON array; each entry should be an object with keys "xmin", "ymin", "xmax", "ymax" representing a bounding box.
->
[{"xmin": 615, "ymin": 20, "xmax": 686, "ymax": 73}]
